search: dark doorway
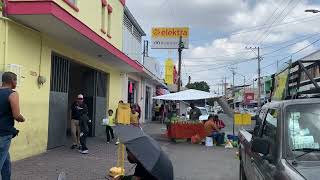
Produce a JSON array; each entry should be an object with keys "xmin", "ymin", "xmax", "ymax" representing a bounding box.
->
[
  {"xmin": 145, "ymin": 86, "xmax": 151, "ymax": 121},
  {"xmin": 68, "ymin": 62, "xmax": 108, "ymax": 137},
  {"xmin": 48, "ymin": 53, "xmax": 108, "ymax": 150}
]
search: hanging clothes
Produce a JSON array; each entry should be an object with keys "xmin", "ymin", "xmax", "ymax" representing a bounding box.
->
[{"xmin": 129, "ymin": 82, "xmax": 133, "ymax": 94}]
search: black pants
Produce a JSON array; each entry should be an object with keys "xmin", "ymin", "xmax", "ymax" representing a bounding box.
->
[
  {"xmin": 105, "ymin": 125, "xmax": 114, "ymax": 142},
  {"xmin": 80, "ymin": 132, "xmax": 88, "ymax": 151}
]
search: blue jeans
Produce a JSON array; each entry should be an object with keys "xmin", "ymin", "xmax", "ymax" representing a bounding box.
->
[
  {"xmin": 0, "ymin": 135, "xmax": 12, "ymax": 180},
  {"xmin": 212, "ymin": 132, "xmax": 225, "ymax": 145}
]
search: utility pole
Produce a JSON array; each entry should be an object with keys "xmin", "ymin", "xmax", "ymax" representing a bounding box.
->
[
  {"xmin": 257, "ymin": 47, "xmax": 261, "ymax": 109},
  {"xmin": 224, "ymin": 77, "xmax": 227, "ymax": 97},
  {"xmin": 245, "ymin": 46, "xmax": 261, "ymax": 109},
  {"xmin": 177, "ymin": 36, "xmax": 184, "ymax": 92},
  {"xmin": 230, "ymin": 67, "xmax": 236, "ymax": 136}
]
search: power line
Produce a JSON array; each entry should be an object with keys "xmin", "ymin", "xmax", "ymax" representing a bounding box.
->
[
  {"xmin": 189, "ymin": 57, "xmax": 257, "ymax": 74},
  {"xmin": 261, "ymin": 32, "xmax": 320, "ymax": 49},
  {"xmin": 242, "ymin": 0, "xmax": 285, "ymax": 45},
  {"xmin": 252, "ymin": 0, "xmax": 296, "ymax": 45},
  {"xmin": 257, "ymin": 0, "xmax": 301, "ymax": 45},
  {"xmin": 261, "ymin": 32, "xmax": 320, "ymax": 57}
]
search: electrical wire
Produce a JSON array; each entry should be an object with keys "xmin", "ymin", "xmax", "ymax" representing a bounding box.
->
[
  {"xmin": 257, "ymin": 0, "xmax": 302, "ymax": 45},
  {"xmin": 261, "ymin": 32, "xmax": 320, "ymax": 57}
]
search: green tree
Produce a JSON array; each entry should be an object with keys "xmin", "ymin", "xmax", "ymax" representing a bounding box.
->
[{"xmin": 186, "ymin": 81, "xmax": 210, "ymax": 92}]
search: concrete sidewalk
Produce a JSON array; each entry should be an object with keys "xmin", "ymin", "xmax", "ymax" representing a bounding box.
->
[
  {"xmin": 12, "ymin": 137, "xmax": 134, "ymax": 180},
  {"xmin": 12, "ymin": 121, "xmax": 240, "ymax": 180}
]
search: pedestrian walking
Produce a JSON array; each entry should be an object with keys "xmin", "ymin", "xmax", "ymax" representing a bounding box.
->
[
  {"xmin": 106, "ymin": 109, "xmax": 115, "ymax": 143},
  {"xmin": 134, "ymin": 103, "xmax": 141, "ymax": 120},
  {"xmin": 79, "ymin": 111, "xmax": 90, "ymax": 154},
  {"xmin": 159, "ymin": 104, "xmax": 164, "ymax": 123},
  {"xmin": 154, "ymin": 103, "xmax": 160, "ymax": 121},
  {"xmin": 0, "ymin": 72, "xmax": 25, "ymax": 180},
  {"xmin": 70, "ymin": 94, "xmax": 88, "ymax": 150}
]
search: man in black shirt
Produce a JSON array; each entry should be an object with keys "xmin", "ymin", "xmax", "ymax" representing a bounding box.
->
[
  {"xmin": 71, "ymin": 94, "xmax": 88, "ymax": 153},
  {"xmin": 0, "ymin": 72, "xmax": 25, "ymax": 180}
]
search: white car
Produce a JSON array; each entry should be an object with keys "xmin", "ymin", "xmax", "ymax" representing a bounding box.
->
[{"xmin": 186, "ymin": 107, "xmax": 209, "ymax": 121}]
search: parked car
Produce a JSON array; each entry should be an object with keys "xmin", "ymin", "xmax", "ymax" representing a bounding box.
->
[
  {"xmin": 239, "ymin": 98, "xmax": 320, "ymax": 180},
  {"xmin": 186, "ymin": 107, "xmax": 209, "ymax": 121}
]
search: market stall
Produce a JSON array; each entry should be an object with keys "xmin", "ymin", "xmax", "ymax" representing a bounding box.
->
[
  {"xmin": 167, "ymin": 121, "xmax": 207, "ymax": 139},
  {"xmin": 153, "ymin": 89, "xmax": 219, "ymax": 142}
]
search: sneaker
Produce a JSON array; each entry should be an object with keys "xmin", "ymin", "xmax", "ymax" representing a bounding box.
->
[
  {"xmin": 115, "ymin": 141, "xmax": 120, "ymax": 145},
  {"xmin": 107, "ymin": 141, "xmax": 110, "ymax": 144},
  {"xmin": 81, "ymin": 150, "xmax": 88, "ymax": 154},
  {"xmin": 70, "ymin": 144, "xmax": 77, "ymax": 149}
]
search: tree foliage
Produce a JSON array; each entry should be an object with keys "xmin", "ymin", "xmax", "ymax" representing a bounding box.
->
[{"xmin": 186, "ymin": 81, "xmax": 210, "ymax": 92}]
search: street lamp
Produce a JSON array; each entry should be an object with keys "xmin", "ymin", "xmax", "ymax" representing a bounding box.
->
[{"xmin": 305, "ymin": 9, "xmax": 320, "ymax": 13}]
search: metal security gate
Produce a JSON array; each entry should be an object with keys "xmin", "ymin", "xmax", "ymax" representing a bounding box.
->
[
  {"xmin": 47, "ymin": 53, "xmax": 70, "ymax": 149},
  {"xmin": 94, "ymin": 71, "xmax": 107, "ymax": 137}
]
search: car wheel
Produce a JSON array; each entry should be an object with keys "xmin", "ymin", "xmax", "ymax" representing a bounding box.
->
[{"xmin": 239, "ymin": 163, "xmax": 247, "ymax": 180}]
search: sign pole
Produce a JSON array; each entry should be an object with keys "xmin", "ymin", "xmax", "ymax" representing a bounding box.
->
[{"xmin": 178, "ymin": 36, "xmax": 183, "ymax": 92}]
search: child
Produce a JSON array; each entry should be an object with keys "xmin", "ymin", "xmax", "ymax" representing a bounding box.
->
[
  {"xmin": 106, "ymin": 109, "xmax": 115, "ymax": 143},
  {"xmin": 130, "ymin": 105, "xmax": 140, "ymax": 127}
]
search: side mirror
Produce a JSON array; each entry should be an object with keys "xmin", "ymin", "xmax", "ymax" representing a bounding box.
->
[{"xmin": 251, "ymin": 138, "xmax": 270, "ymax": 155}]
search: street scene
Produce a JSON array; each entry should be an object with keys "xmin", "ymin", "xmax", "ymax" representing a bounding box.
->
[{"xmin": 1, "ymin": 0, "xmax": 320, "ymax": 180}]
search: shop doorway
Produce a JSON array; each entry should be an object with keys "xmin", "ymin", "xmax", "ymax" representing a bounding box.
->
[
  {"xmin": 48, "ymin": 53, "xmax": 108, "ymax": 149},
  {"xmin": 145, "ymin": 86, "xmax": 151, "ymax": 121}
]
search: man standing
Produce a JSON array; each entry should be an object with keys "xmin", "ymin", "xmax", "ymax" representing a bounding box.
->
[
  {"xmin": 0, "ymin": 72, "xmax": 25, "ymax": 180},
  {"xmin": 71, "ymin": 94, "xmax": 88, "ymax": 151},
  {"xmin": 189, "ymin": 103, "xmax": 201, "ymax": 121}
]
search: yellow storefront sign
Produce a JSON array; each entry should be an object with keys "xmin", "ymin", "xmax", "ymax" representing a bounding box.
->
[
  {"xmin": 165, "ymin": 58, "xmax": 174, "ymax": 85},
  {"xmin": 234, "ymin": 113, "xmax": 252, "ymax": 125},
  {"xmin": 152, "ymin": 27, "xmax": 189, "ymax": 38}
]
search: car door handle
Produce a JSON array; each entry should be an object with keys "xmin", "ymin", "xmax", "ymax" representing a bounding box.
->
[{"xmin": 251, "ymin": 157, "xmax": 254, "ymax": 163}]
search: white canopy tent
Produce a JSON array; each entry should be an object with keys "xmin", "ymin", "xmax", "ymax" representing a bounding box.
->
[
  {"xmin": 152, "ymin": 89, "xmax": 234, "ymax": 118},
  {"xmin": 152, "ymin": 89, "xmax": 219, "ymax": 100}
]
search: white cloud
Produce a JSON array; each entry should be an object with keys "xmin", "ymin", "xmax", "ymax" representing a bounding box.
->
[{"xmin": 126, "ymin": 0, "xmax": 320, "ymax": 88}]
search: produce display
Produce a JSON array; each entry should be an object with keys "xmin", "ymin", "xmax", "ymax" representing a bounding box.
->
[
  {"xmin": 167, "ymin": 120, "xmax": 207, "ymax": 140},
  {"xmin": 109, "ymin": 167, "xmax": 125, "ymax": 178}
]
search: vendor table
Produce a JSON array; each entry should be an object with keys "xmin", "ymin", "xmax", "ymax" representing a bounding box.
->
[{"xmin": 167, "ymin": 122, "xmax": 207, "ymax": 139}]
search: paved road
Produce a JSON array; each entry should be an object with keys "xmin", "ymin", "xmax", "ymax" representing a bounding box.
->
[
  {"xmin": 144, "ymin": 121, "xmax": 240, "ymax": 180},
  {"xmin": 12, "ymin": 115, "xmax": 244, "ymax": 180}
]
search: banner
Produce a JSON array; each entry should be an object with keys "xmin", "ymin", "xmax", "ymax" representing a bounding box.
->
[
  {"xmin": 272, "ymin": 69, "xmax": 289, "ymax": 100},
  {"xmin": 165, "ymin": 59, "xmax": 174, "ymax": 85},
  {"xmin": 151, "ymin": 27, "xmax": 189, "ymax": 49},
  {"xmin": 244, "ymin": 93, "xmax": 254, "ymax": 104},
  {"xmin": 234, "ymin": 113, "xmax": 251, "ymax": 125}
]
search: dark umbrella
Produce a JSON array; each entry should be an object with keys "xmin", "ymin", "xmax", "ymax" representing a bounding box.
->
[{"xmin": 114, "ymin": 125, "xmax": 174, "ymax": 180}]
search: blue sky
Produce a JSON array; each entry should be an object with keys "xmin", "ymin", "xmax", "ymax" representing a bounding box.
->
[{"xmin": 127, "ymin": 0, "xmax": 320, "ymax": 93}]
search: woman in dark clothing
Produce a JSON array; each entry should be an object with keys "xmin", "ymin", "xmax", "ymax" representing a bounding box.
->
[{"xmin": 114, "ymin": 148, "xmax": 157, "ymax": 180}]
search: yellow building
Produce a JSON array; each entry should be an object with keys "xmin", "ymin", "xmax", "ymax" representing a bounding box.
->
[{"xmin": 0, "ymin": 0, "xmax": 143, "ymax": 161}]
